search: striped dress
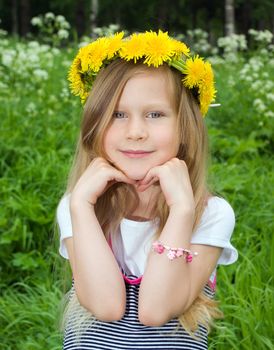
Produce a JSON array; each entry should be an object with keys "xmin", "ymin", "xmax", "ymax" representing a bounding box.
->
[{"xmin": 63, "ymin": 272, "xmax": 214, "ymax": 350}]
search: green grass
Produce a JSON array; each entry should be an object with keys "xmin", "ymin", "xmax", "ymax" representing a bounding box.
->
[
  {"xmin": 0, "ymin": 281, "xmax": 63, "ymax": 350},
  {"xmin": 0, "ymin": 37, "xmax": 273, "ymax": 349},
  {"xmin": 207, "ymin": 156, "xmax": 273, "ymax": 349}
]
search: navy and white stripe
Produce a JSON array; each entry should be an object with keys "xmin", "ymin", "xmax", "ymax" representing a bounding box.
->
[{"xmin": 63, "ymin": 274, "xmax": 214, "ymax": 350}]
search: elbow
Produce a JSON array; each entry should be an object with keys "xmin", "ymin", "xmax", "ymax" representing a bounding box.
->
[
  {"xmin": 138, "ymin": 300, "xmax": 190, "ymax": 327},
  {"xmin": 139, "ymin": 315, "xmax": 167, "ymax": 327},
  {"xmin": 80, "ymin": 299, "xmax": 125, "ymax": 322},
  {"xmin": 74, "ymin": 280, "xmax": 126, "ymax": 322},
  {"xmin": 77, "ymin": 295, "xmax": 125, "ymax": 322},
  {"xmin": 138, "ymin": 306, "xmax": 170, "ymax": 327},
  {"xmin": 95, "ymin": 305, "xmax": 125, "ymax": 322}
]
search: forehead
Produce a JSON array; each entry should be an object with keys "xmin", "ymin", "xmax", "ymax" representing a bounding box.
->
[{"xmin": 117, "ymin": 68, "xmax": 176, "ymax": 108}]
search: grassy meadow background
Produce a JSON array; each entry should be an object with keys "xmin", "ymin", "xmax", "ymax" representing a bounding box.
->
[{"xmin": 0, "ymin": 22, "xmax": 273, "ymax": 349}]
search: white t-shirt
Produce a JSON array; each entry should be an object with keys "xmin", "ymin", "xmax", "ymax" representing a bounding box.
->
[{"xmin": 57, "ymin": 195, "xmax": 238, "ymax": 280}]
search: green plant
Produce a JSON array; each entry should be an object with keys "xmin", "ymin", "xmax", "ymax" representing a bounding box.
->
[{"xmin": 31, "ymin": 12, "xmax": 71, "ymax": 47}]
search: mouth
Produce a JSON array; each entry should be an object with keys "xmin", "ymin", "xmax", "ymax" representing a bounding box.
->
[{"xmin": 120, "ymin": 150, "xmax": 154, "ymax": 158}]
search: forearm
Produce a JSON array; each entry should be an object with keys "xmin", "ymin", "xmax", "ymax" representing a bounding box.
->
[
  {"xmin": 70, "ymin": 201, "xmax": 126, "ymax": 321},
  {"xmin": 139, "ymin": 208, "xmax": 193, "ymax": 326}
]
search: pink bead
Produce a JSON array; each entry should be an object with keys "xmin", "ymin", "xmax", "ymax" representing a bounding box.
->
[
  {"xmin": 153, "ymin": 241, "xmax": 165, "ymax": 254},
  {"xmin": 186, "ymin": 254, "xmax": 193, "ymax": 263}
]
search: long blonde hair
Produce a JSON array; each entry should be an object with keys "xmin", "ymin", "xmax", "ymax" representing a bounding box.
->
[{"xmin": 61, "ymin": 59, "xmax": 222, "ymax": 338}]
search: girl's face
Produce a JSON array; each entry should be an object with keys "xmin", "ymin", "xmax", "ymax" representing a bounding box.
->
[{"xmin": 103, "ymin": 68, "xmax": 181, "ymax": 181}]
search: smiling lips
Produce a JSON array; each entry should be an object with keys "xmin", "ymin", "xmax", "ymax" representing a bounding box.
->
[{"xmin": 121, "ymin": 150, "xmax": 153, "ymax": 158}]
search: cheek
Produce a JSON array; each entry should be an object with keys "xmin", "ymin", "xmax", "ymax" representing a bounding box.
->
[
  {"xmin": 156, "ymin": 130, "xmax": 180, "ymax": 153},
  {"xmin": 103, "ymin": 129, "xmax": 115, "ymax": 154}
]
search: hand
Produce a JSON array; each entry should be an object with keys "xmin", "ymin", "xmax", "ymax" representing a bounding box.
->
[
  {"xmin": 136, "ymin": 158, "xmax": 195, "ymax": 213},
  {"xmin": 70, "ymin": 157, "xmax": 136, "ymax": 206}
]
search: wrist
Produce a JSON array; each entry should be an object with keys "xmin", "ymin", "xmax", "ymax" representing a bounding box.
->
[
  {"xmin": 70, "ymin": 194, "xmax": 95, "ymax": 213},
  {"xmin": 169, "ymin": 205, "xmax": 195, "ymax": 219}
]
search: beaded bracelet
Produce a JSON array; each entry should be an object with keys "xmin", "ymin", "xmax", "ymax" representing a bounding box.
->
[{"xmin": 152, "ymin": 241, "xmax": 198, "ymax": 262}]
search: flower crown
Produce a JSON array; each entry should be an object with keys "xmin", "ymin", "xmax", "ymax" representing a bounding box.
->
[{"xmin": 68, "ymin": 30, "xmax": 217, "ymax": 116}]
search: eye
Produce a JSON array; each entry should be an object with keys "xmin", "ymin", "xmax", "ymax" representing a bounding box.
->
[
  {"xmin": 147, "ymin": 111, "xmax": 164, "ymax": 118},
  {"xmin": 113, "ymin": 111, "xmax": 126, "ymax": 119}
]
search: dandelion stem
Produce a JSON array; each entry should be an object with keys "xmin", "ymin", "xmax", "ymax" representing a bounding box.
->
[{"xmin": 169, "ymin": 59, "xmax": 186, "ymax": 73}]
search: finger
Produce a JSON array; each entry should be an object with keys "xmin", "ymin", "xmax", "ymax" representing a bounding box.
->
[
  {"xmin": 114, "ymin": 170, "xmax": 136, "ymax": 185},
  {"xmin": 137, "ymin": 177, "xmax": 158, "ymax": 192},
  {"xmin": 138, "ymin": 166, "xmax": 160, "ymax": 185}
]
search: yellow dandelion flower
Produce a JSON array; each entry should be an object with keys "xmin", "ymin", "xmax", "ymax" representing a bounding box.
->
[
  {"xmin": 68, "ymin": 56, "xmax": 79, "ymax": 83},
  {"xmin": 68, "ymin": 56, "xmax": 85, "ymax": 96},
  {"xmin": 182, "ymin": 56, "xmax": 205, "ymax": 88},
  {"xmin": 77, "ymin": 46, "xmax": 90, "ymax": 72},
  {"xmin": 70, "ymin": 72, "xmax": 85, "ymax": 96},
  {"xmin": 120, "ymin": 33, "xmax": 146, "ymax": 62},
  {"xmin": 199, "ymin": 85, "xmax": 216, "ymax": 116},
  {"xmin": 80, "ymin": 91, "xmax": 90, "ymax": 104},
  {"xmin": 170, "ymin": 39, "xmax": 190, "ymax": 58},
  {"xmin": 202, "ymin": 62, "xmax": 214, "ymax": 86},
  {"xmin": 200, "ymin": 103, "xmax": 208, "ymax": 117},
  {"xmin": 106, "ymin": 32, "xmax": 124, "ymax": 59},
  {"xmin": 143, "ymin": 30, "xmax": 175, "ymax": 67},
  {"xmin": 79, "ymin": 38, "xmax": 109, "ymax": 73},
  {"xmin": 196, "ymin": 61, "xmax": 216, "ymax": 114}
]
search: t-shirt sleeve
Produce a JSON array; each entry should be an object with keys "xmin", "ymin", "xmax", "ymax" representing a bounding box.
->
[
  {"xmin": 191, "ymin": 196, "xmax": 238, "ymax": 265},
  {"xmin": 56, "ymin": 194, "xmax": 73, "ymax": 259}
]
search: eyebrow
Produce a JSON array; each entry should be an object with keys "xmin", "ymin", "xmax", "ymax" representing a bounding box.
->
[{"xmin": 116, "ymin": 102, "xmax": 174, "ymax": 111}]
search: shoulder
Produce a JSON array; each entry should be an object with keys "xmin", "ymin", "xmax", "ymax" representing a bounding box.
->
[
  {"xmin": 56, "ymin": 193, "xmax": 73, "ymax": 259},
  {"xmin": 56, "ymin": 193, "xmax": 71, "ymax": 224},
  {"xmin": 192, "ymin": 195, "xmax": 236, "ymax": 242},
  {"xmin": 57, "ymin": 192, "xmax": 70, "ymax": 211},
  {"xmin": 191, "ymin": 195, "xmax": 238, "ymax": 265},
  {"xmin": 201, "ymin": 195, "xmax": 235, "ymax": 228}
]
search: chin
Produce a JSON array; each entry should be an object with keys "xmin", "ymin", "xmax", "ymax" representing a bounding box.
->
[
  {"xmin": 112, "ymin": 161, "xmax": 151, "ymax": 181},
  {"xmin": 123, "ymin": 171, "xmax": 146, "ymax": 181},
  {"xmin": 116, "ymin": 165, "xmax": 147, "ymax": 181}
]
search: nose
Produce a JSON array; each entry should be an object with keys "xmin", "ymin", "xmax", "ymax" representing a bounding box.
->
[{"xmin": 126, "ymin": 117, "xmax": 148, "ymax": 141}]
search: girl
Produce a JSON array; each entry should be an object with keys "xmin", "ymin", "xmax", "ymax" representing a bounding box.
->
[{"xmin": 57, "ymin": 31, "xmax": 238, "ymax": 349}]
